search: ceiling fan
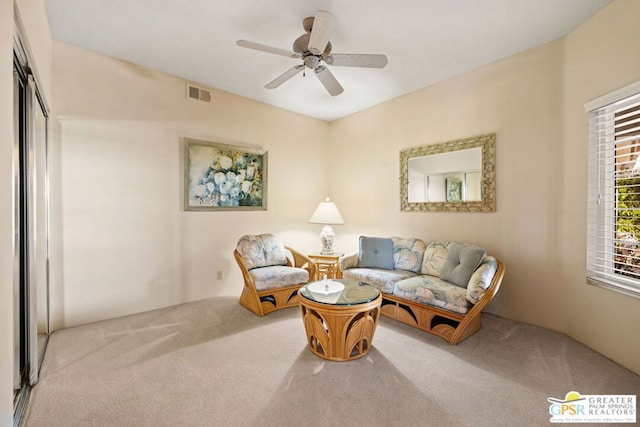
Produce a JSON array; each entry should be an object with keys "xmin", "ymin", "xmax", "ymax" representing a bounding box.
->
[{"xmin": 236, "ymin": 10, "xmax": 388, "ymax": 96}]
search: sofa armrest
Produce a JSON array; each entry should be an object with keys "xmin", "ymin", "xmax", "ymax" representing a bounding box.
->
[
  {"xmin": 466, "ymin": 256, "xmax": 498, "ymax": 304},
  {"xmin": 339, "ymin": 252, "xmax": 359, "ymax": 271}
]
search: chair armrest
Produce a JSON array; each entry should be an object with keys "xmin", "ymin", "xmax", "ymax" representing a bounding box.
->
[
  {"xmin": 234, "ymin": 249, "xmax": 257, "ymax": 289},
  {"xmin": 285, "ymin": 246, "xmax": 311, "ymax": 267},
  {"xmin": 285, "ymin": 246, "xmax": 316, "ymax": 280},
  {"xmin": 339, "ymin": 252, "xmax": 359, "ymax": 271}
]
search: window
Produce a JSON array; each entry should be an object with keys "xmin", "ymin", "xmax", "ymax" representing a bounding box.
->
[{"xmin": 586, "ymin": 81, "xmax": 640, "ymax": 298}]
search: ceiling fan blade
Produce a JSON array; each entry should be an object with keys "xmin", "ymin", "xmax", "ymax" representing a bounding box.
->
[
  {"xmin": 325, "ymin": 53, "xmax": 388, "ymax": 68},
  {"xmin": 314, "ymin": 65, "xmax": 344, "ymax": 96},
  {"xmin": 308, "ymin": 11, "xmax": 336, "ymax": 55},
  {"xmin": 236, "ymin": 40, "xmax": 300, "ymax": 59},
  {"xmin": 265, "ymin": 65, "xmax": 305, "ymax": 89}
]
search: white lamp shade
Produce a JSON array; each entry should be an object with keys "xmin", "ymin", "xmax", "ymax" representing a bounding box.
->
[{"xmin": 308, "ymin": 198, "xmax": 344, "ymax": 224}]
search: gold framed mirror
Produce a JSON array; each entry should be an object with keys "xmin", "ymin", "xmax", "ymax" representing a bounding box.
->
[{"xmin": 400, "ymin": 133, "xmax": 496, "ymax": 212}]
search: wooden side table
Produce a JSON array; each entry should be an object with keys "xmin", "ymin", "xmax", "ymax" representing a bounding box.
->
[{"xmin": 308, "ymin": 253, "xmax": 343, "ymax": 281}]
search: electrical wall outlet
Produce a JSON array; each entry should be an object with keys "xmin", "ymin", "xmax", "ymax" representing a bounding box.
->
[{"xmin": 216, "ymin": 270, "xmax": 223, "ymax": 280}]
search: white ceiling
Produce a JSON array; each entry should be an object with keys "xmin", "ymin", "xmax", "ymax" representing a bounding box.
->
[{"xmin": 46, "ymin": 0, "xmax": 611, "ymax": 122}]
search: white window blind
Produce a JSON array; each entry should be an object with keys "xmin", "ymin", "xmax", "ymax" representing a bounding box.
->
[{"xmin": 587, "ymin": 83, "xmax": 640, "ymax": 299}]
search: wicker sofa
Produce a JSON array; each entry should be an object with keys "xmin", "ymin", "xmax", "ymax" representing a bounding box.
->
[{"xmin": 339, "ymin": 237, "xmax": 505, "ymax": 345}]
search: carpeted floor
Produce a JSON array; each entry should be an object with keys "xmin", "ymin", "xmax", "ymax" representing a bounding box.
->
[{"xmin": 24, "ymin": 297, "xmax": 639, "ymax": 426}]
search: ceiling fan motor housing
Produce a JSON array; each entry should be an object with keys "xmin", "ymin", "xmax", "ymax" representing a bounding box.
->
[{"xmin": 293, "ymin": 33, "xmax": 332, "ymax": 62}]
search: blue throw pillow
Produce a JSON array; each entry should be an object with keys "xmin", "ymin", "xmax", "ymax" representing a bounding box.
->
[
  {"xmin": 440, "ymin": 242, "xmax": 486, "ymax": 288},
  {"xmin": 358, "ymin": 236, "xmax": 394, "ymax": 269}
]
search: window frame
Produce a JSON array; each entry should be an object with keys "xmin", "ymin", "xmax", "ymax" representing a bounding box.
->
[{"xmin": 586, "ymin": 80, "xmax": 640, "ymax": 299}]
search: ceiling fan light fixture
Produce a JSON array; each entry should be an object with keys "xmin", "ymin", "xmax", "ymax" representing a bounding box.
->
[{"xmin": 304, "ymin": 56, "xmax": 320, "ymax": 69}]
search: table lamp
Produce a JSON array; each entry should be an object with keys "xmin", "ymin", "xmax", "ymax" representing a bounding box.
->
[{"xmin": 308, "ymin": 197, "xmax": 344, "ymax": 254}]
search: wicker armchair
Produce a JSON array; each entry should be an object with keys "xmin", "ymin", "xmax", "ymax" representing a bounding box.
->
[{"xmin": 234, "ymin": 234, "xmax": 315, "ymax": 316}]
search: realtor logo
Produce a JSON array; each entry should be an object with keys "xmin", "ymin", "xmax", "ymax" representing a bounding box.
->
[{"xmin": 548, "ymin": 391, "xmax": 636, "ymax": 423}]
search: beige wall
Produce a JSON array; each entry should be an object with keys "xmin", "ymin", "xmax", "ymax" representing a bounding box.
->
[
  {"xmin": 330, "ymin": 39, "xmax": 566, "ymax": 329},
  {"xmin": 14, "ymin": 0, "xmax": 52, "ymax": 104},
  {"xmin": 328, "ymin": 0, "xmax": 640, "ymax": 374},
  {"xmin": 561, "ymin": 0, "xmax": 640, "ymax": 374},
  {"xmin": 51, "ymin": 42, "xmax": 330, "ymax": 329}
]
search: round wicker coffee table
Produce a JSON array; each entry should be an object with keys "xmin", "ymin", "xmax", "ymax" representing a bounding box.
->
[{"xmin": 298, "ymin": 279, "xmax": 381, "ymax": 361}]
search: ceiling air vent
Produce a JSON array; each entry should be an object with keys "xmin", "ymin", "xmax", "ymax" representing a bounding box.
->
[{"xmin": 186, "ymin": 84, "xmax": 211, "ymax": 102}]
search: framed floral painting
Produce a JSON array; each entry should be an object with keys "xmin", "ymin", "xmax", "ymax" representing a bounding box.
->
[
  {"xmin": 446, "ymin": 177, "xmax": 462, "ymax": 202},
  {"xmin": 184, "ymin": 138, "xmax": 267, "ymax": 211}
]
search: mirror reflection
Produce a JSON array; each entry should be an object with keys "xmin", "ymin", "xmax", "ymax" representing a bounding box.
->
[
  {"xmin": 400, "ymin": 133, "xmax": 496, "ymax": 212},
  {"xmin": 408, "ymin": 148, "xmax": 482, "ymax": 202}
]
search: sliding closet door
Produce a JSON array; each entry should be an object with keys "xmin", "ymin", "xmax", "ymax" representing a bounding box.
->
[
  {"xmin": 12, "ymin": 59, "xmax": 24, "ymax": 396},
  {"xmin": 13, "ymin": 36, "xmax": 50, "ymax": 424},
  {"xmin": 32, "ymin": 79, "xmax": 49, "ymax": 371},
  {"xmin": 23, "ymin": 73, "xmax": 38, "ymax": 386}
]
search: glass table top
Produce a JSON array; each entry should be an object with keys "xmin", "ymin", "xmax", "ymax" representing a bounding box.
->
[{"xmin": 299, "ymin": 279, "xmax": 380, "ymax": 305}]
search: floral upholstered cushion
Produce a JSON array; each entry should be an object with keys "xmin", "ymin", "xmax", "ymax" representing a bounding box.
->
[
  {"xmin": 393, "ymin": 276, "xmax": 471, "ymax": 314},
  {"xmin": 391, "ymin": 237, "xmax": 426, "ymax": 273},
  {"xmin": 342, "ymin": 268, "xmax": 418, "ymax": 294},
  {"xmin": 420, "ymin": 241, "xmax": 451, "ymax": 277},
  {"xmin": 250, "ymin": 266, "xmax": 309, "ymax": 291},
  {"xmin": 339, "ymin": 252, "xmax": 359, "ymax": 271},
  {"xmin": 236, "ymin": 234, "xmax": 288, "ymax": 270},
  {"xmin": 466, "ymin": 256, "xmax": 498, "ymax": 304}
]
